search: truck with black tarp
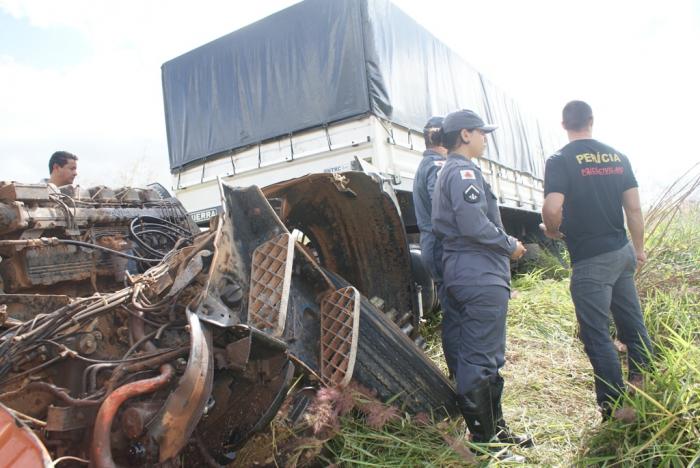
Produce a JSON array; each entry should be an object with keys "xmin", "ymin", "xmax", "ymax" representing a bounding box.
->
[{"xmin": 161, "ymin": 0, "xmax": 561, "ymax": 326}]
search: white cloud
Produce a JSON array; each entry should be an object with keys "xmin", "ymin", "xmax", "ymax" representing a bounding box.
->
[
  {"xmin": 393, "ymin": 0, "xmax": 699, "ymax": 201},
  {"xmin": 1, "ymin": 0, "xmax": 698, "ymax": 201},
  {"xmin": 0, "ymin": 0, "xmax": 299, "ymax": 187}
]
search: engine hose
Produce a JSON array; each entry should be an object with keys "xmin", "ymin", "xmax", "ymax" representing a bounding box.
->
[
  {"xmin": 129, "ymin": 216, "xmax": 193, "ymax": 260},
  {"xmin": 90, "ymin": 363, "xmax": 175, "ymax": 468},
  {"xmin": 59, "ymin": 239, "xmax": 161, "ymax": 263}
]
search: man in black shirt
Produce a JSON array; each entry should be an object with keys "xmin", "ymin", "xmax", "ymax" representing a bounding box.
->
[{"xmin": 541, "ymin": 100, "xmax": 652, "ymax": 420}]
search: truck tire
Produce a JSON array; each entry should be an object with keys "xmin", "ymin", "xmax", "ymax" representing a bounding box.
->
[
  {"xmin": 409, "ymin": 245, "xmax": 438, "ymax": 316},
  {"xmin": 324, "ymin": 269, "xmax": 458, "ymax": 418}
]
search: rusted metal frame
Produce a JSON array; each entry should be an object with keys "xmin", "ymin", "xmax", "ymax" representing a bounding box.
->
[
  {"xmin": 193, "ymin": 197, "xmax": 251, "ymax": 328},
  {"xmin": 0, "ymin": 202, "xmax": 25, "ymax": 235},
  {"xmin": 46, "ymin": 405, "xmax": 98, "ymax": 432},
  {"xmin": 0, "ymin": 381, "xmax": 100, "ymax": 407},
  {"xmin": 0, "ymin": 182, "xmax": 51, "ymax": 202},
  {"xmin": 147, "ymin": 308, "xmax": 214, "ymax": 463},
  {"xmin": 3, "ymin": 205, "xmax": 190, "ymax": 234},
  {"xmin": 262, "ymin": 172, "xmax": 417, "ymax": 332},
  {"xmin": 230, "ymin": 359, "xmax": 295, "ymax": 447},
  {"xmin": 195, "ymin": 325, "xmax": 293, "ymax": 460}
]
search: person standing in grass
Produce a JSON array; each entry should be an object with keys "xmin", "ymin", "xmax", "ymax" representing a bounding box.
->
[
  {"xmin": 541, "ymin": 100, "xmax": 653, "ymax": 421},
  {"xmin": 411, "ymin": 116, "xmax": 460, "ymax": 380},
  {"xmin": 432, "ymin": 109, "xmax": 531, "ymax": 456}
]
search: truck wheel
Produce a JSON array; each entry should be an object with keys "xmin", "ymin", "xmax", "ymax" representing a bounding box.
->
[{"xmin": 409, "ymin": 245, "xmax": 438, "ymax": 316}]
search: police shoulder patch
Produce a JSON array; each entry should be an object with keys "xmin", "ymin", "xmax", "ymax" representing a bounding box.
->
[
  {"xmin": 433, "ymin": 160, "xmax": 445, "ymax": 167},
  {"xmin": 463, "ymin": 184, "xmax": 481, "ymax": 203},
  {"xmin": 460, "ymin": 169, "xmax": 476, "ymax": 180}
]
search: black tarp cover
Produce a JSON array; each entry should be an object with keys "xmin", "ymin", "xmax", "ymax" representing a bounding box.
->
[{"xmin": 162, "ymin": 0, "xmax": 553, "ymax": 177}]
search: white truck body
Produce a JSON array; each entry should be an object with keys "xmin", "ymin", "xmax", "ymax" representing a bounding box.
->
[{"xmin": 173, "ymin": 115, "xmax": 545, "ymax": 224}]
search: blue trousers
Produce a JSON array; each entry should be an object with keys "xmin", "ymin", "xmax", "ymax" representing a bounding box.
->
[
  {"xmin": 570, "ymin": 242, "xmax": 653, "ymax": 409},
  {"xmin": 438, "ymin": 282, "xmax": 458, "ymax": 377},
  {"xmin": 446, "ymin": 285, "xmax": 508, "ymax": 395},
  {"xmin": 421, "ymin": 236, "xmax": 459, "ymax": 378}
]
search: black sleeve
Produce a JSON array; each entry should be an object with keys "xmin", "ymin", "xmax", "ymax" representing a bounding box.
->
[
  {"xmin": 621, "ymin": 155, "xmax": 638, "ymax": 191},
  {"xmin": 544, "ymin": 155, "xmax": 569, "ymax": 195}
]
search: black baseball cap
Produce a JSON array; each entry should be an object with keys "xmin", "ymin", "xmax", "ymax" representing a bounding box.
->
[
  {"xmin": 423, "ymin": 116, "xmax": 444, "ymax": 130},
  {"xmin": 442, "ymin": 109, "xmax": 497, "ymax": 134}
]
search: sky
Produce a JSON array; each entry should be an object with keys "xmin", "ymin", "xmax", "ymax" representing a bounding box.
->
[{"xmin": 1, "ymin": 0, "xmax": 699, "ymax": 203}]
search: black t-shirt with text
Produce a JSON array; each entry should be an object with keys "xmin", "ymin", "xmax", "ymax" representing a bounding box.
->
[{"xmin": 544, "ymin": 139, "xmax": 638, "ymax": 263}]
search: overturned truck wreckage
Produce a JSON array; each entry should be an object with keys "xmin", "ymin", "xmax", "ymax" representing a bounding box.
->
[{"xmin": 0, "ymin": 180, "xmax": 456, "ymax": 466}]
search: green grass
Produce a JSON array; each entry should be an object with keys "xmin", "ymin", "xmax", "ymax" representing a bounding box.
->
[
  {"xmin": 236, "ymin": 206, "xmax": 700, "ymax": 467},
  {"xmin": 574, "ymin": 206, "xmax": 700, "ymax": 467},
  {"xmin": 324, "ymin": 208, "xmax": 699, "ymax": 467}
]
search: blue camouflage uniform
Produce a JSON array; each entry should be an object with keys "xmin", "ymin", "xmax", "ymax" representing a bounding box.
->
[
  {"xmin": 431, "ymin": 154, "xmax": 517, "ymax": 395},
  {"xmin": 412, "ymin": 148, "xmax": 458, "ymax": 377}
]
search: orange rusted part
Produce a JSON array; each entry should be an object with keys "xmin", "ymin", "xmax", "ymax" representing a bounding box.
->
[
  {"xmin": 90, "ymin": 364, "xmax": 175, "ymax": 468},
  {"xmin": 0, "ymin": 403, "xmax": 51, "ymax": 468}
]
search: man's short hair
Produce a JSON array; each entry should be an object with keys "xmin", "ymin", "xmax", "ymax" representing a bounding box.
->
[
  {"xmin": 49, "ymin": 151, "xmax": 78, "ymax": 174},
  {"xmin": 562, "ymin": 100, "xmax": 593, "ymax": 131}
]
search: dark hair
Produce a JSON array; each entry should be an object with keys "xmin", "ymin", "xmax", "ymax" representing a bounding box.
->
[
  {"xmin": 424, "ymin": 128, "xmax": 443, "ymax": 148},
  {"xmin": 562, "ymin": 100, "xmax": 593, "ymax": 131},
  {"xmin": 441, "ymin": 130, "xmax": 463, "ymax": 152},
  {"xmin": 48, "ymin": 151, "xmax": 78, "ymax": 174}
]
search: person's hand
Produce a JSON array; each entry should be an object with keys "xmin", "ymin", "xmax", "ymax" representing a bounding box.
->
[
  {"xmin": 539, "ymin": 223, "xmax": 564, "ymax": 240},
  {"xmin": 635, "ymin": 249, "xmax": 647, "ymax": 270},
  {"xmin": 511, "ymin": 240, "xmax": 527, "ymax": 260}
]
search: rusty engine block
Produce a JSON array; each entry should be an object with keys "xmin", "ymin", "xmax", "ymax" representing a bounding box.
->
[
  {"xmin": 0, "ymin": 179, "xmax": 457, "ymax": 467},
  {"xmin": 0, "ymin": 182, "xmax": 198, "ymax": 298}
]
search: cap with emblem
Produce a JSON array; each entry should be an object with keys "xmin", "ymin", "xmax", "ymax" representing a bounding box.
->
[
  {"xmin": 442, "ymin": 109, "xmax": 497, "ymax": 134},
  {"xmin": 423, "ymin": 116, "xmax": 444, "ymax": 131}
]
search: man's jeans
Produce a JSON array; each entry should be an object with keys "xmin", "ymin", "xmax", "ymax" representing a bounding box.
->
[{"xmin": 570, "ymin": 242, "xmax": 653, "ymax": 409}]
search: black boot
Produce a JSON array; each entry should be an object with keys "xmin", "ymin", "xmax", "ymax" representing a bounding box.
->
[
  {"xmin": 457, "ymin": 381, "xmax": 525, "ymax": 463},
  {"xmin": 456, "ymin": 380, "xmax": 497, "ymax": 443},
  {"xmin": 491, "ymin": 375, "xmax": 534, "ymax": 448}
]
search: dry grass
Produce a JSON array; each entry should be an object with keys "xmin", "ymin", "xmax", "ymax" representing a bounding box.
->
[
  {"xmin": 230, "ymin": 167, "xmax": 700, "ymax": 467},
  {"xmin": 637, "ymin": 163, "xmax": 700, "ymax": 294}
]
